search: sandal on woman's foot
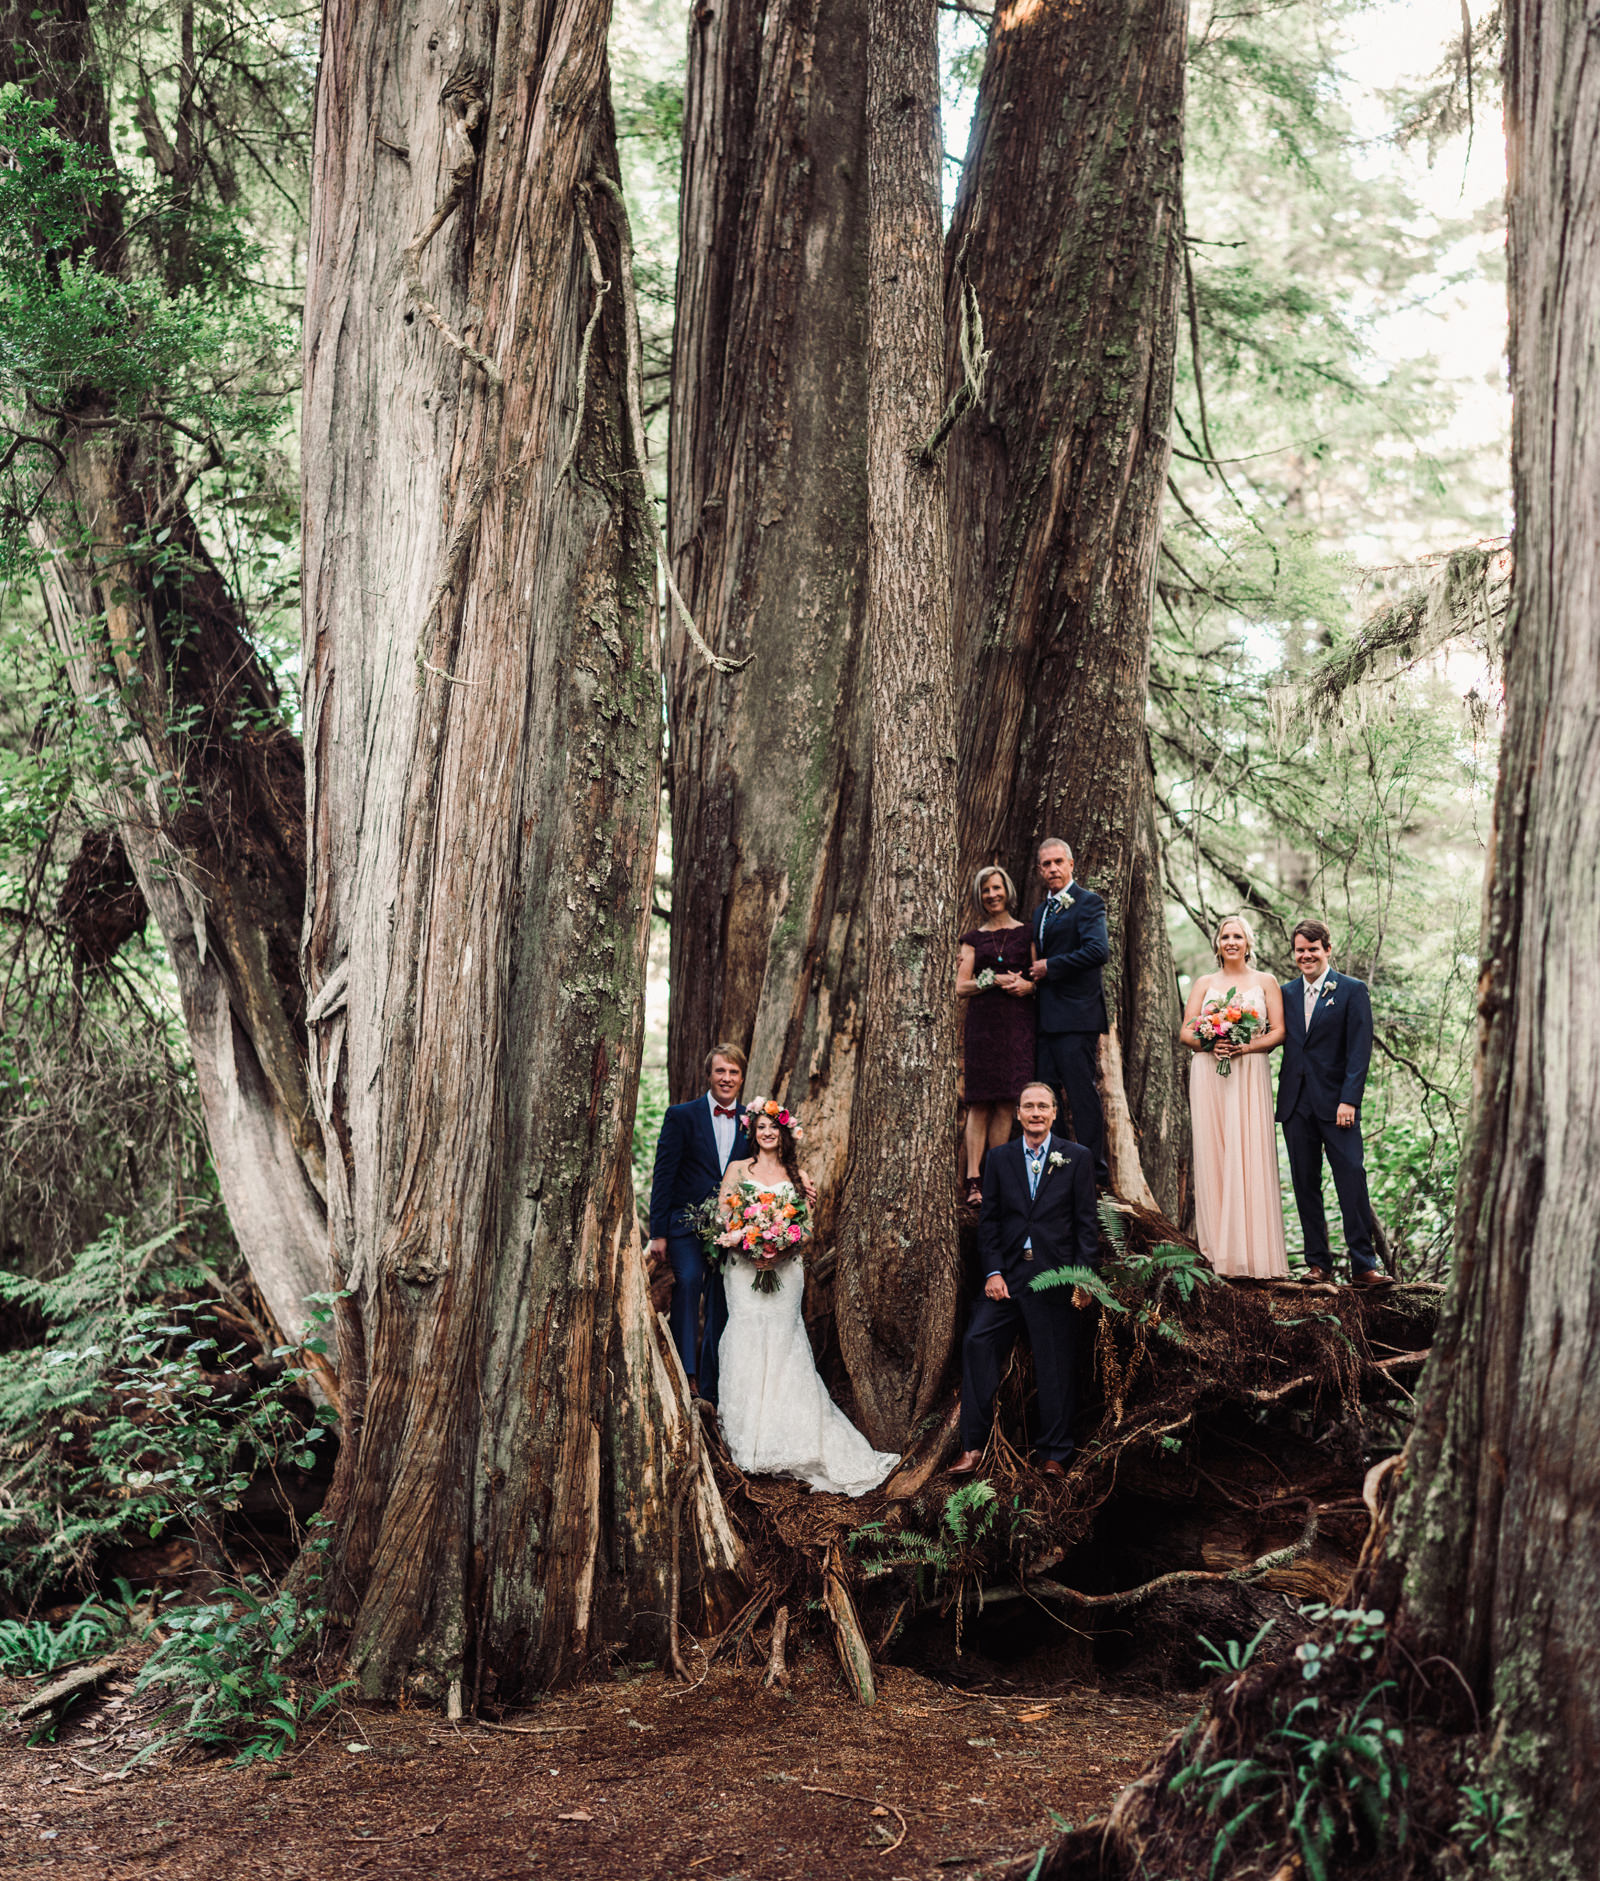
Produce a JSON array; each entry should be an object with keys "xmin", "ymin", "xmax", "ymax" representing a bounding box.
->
[{"xmin": 964, "ymin": 1178, "xmax": 984, "ymax": 1207}]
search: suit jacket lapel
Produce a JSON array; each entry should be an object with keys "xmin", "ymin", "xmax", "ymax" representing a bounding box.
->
[
  {"xmin": 1305, "ymin": 973, "xmax": 1338, "ymax": 1037},
  {"xmin": 1038, "ymin": 894, "xmax": 1074, "ymax": 949}
]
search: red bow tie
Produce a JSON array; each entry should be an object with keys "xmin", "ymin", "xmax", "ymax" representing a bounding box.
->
[{"xmin": 714, "ymin": 1105, "xmax": 739, "ymax": 1118}]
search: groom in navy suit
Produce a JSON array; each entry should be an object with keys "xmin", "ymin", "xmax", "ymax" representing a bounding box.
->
[
  {"xmin": 1027, "ymin": 837, "xmax": 1111, "ymax": 1187},
  {"xmin": 952, "ymin": 1083, "xmax": 1101, "ymax": 1477},
  {"xmin": 1277, "ymin": 920, "xmax": 1390, "ymax": 1289},
  {"xmin": 649, "ymin": 1043, "xmax": 751, "ymax": 1401}
]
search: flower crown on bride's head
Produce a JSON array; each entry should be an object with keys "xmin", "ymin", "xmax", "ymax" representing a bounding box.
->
[{"xmin": 745, "ymin": 1098, "xmax": 804, "ymax": 1142}]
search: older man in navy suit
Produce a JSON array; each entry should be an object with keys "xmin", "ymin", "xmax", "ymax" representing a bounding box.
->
[
  {"xmin": 1277, "ymin": 920, "xmax": 1391, "ymax": 1289},
  {"xmin": 649, "ymin": 1044, "xmax": 751, "ymax": 1401},
  {"xmin": 952, "ymin": 1083, "xmax": 1101, "ymax": 1477}
]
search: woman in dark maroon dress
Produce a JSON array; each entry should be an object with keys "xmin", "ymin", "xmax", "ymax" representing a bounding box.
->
[{"xmin": 957, "ymin": 865, "xmax": 1037, "ymax": 1206}]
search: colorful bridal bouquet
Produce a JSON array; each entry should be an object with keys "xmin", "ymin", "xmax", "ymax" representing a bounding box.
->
[
  {"xmin": 715, "ymin": 1181, "xmax": 810, "ymax": 1292},
  {"xmin": 1192, "ymin": 986, "xmax": 1263, "ymax": 1078}
]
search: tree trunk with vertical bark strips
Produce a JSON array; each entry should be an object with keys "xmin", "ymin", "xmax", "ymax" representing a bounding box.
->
[
  {"xmin": 944, "ymin": 0, "xmax": 1190, "ymax": 1219},
  {"xmin": 832, "ymin": 0, "xmax": 959, "ymax": 1451},
  {"xmin": 4, "ymin": 0, "xmax": 330, "ymax": 1345},
  {"xmin": 667, "ymin": 0, "xmax": 871, "ymax": 1230},
  {"xmin": 302, "ymin": 0, "xmax": 740, "ymax": 1699},
  {"xmin": 1380, "ymin": 1, "xmax": 1600, "ymax": 1865}
]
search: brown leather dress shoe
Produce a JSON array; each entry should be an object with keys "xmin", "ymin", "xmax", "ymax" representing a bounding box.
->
[
  {"xmin": 949, "ymin": 1449, "xmax": 984, "ymax": 1477},
  {"xmin": 1348, "ymin": 1269, "xmax": 1396, "ymax": 1290},
  {"xmin": 1038, "ymin": 1458, "xmax": 1067, "ymax": 1479}
]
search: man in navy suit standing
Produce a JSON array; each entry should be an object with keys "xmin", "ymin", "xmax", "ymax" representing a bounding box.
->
[
  {"xmin": 1277, "ymin": 920, "xmax": 1391, "ymax": 1289},
  {"xmin": 1027, "ymin": 837, "xmax": 1110, "ymax": 1187},
  {"xmin": 649, "ymin": 1043, "xmax": 751, "ymax": 1401},
  {"xmin": 951, "ymin": 1083, "xmax": 1101, "ymax": 1477}
]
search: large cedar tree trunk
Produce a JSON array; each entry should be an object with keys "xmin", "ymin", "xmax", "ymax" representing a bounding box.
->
[
  {"xmin": 302, "ymin": 0, "xmax": 739, "ymax": 1698},
  {"xmin": 945, "ymin": 0, "xmax": 1190, "ymax": 1216},
  {"xmin": 6, "ymin": 0, "xmax": 329, "ymax": 1343},
  {"xmin": 831, "ymin": 0, "xmax": 960, "ymax": 1449},
  {"xmin": 667, "ymin": 0, "xmax": 871, "ymax": 1224},
  {"xmin": 1379, "ymin": 0, "xmax": 1600, "ymax": 1862}
]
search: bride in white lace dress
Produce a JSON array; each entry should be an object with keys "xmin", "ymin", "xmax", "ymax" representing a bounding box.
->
[{"xmin": 713, "ymin": 1103, "xmax": 899, "ymax": 1497}]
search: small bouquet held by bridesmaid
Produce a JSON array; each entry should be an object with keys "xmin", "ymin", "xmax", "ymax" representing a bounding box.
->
[
  {"xmin": 1193, "ymin": 986, "xmax": 1263, "ymax": 1078},
  {"xmin": 705, "ymin": 1182, "xmax": 810, "ymax": 1293}
]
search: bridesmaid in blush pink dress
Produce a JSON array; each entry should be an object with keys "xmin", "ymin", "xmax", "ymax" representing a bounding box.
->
[{"xmin": 1180, "ymin": 914, "xmax": 1290, "ymax": 1279}]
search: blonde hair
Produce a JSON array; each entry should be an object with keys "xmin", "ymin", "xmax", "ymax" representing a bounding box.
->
[
  {"xmin": 1212, "ymin": 913, "xmax": 1257, "ymax": 964},
  {"xmin": 704, "ymin": 1041, "xmax": 748, "ymax": 1076},
  {"xmin": 972, "ymin": 864, "xmax": 1018, "ymax": 915}
]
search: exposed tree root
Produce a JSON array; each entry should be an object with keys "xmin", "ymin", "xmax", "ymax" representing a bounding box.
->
[
  {"xmin": 763, "ymin": 1604, "xmax": 791, "ymax": 1689},
  {"xmin": 677, "ymin": 1218, "xmax": 1441, "ymax": 1714}
]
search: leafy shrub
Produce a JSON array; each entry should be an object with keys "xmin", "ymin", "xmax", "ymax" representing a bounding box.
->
[
  {"xmin": 0, "ymin": 1584, "xmax": 141, "ymax": 1674},
  {"xmin": 1452, "ymin": 1781, "xmax": 1524, "ymax": 1856},
  {"xmin": 1169, "ymin": 1604, "xmax": 1410, "ymax": 1881},
  {"xmin": 1366, "ymin": 1116, "xmax": 1459, "ymax": 1280},
  {"xmin": 132, "ymin": 1548, "xmax": 350, "ymax": 1768},
  {"xmin": 0, "ymin": 1222, "xmax": 335, "ymax": 1601}
]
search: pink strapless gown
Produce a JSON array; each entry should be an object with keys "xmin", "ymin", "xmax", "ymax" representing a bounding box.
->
[{"xmin": 1189, "ymin": 986, "xmax": 1289, "ymax": 1279}]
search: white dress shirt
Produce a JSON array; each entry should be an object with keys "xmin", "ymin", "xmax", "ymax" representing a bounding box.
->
[{"xmin": 707, "ymin": 1091, "xmax": 738, "ymax": 1170}]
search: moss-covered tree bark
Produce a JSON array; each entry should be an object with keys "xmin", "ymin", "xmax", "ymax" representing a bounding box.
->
[
  {"xmin": 302, "ymin": 0, "xmax": 739, "ymax": 1698},
  {"xmin": 831, "ymin": 0, "xmax": 960, "ymax": 1449},
  {"xmin": 1377, "ymin": 0, "xmax": 1600, "ymax": 1863},
  {"xmin": 4, "ymin": 0, "xmax": 330, "ymax": 1345},
  {"xmin": 945, "ymin": 0, "xmax": 1190, "ymax": 1216},
  {"xmin": 667, "ymin": 0, "xmax": 871, "ymax": 1225}
]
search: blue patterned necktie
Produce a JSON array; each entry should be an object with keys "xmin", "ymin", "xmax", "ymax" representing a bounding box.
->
[{"xmin": 1027, "ymin": 1145, "xmax": 1044, "ymax": 1199}]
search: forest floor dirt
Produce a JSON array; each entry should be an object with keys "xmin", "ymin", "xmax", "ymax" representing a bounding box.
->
[{"xmin": 0, "ymin": 1654, "xmax": 1195, "ymax": 1881}]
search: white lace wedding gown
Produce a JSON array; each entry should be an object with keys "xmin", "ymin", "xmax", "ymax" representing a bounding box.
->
[{"xmin": 717, "ymin": 1184, "xmax": 900, "ymax": 1497}]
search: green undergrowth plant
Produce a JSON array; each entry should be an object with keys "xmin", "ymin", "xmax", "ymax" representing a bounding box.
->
[
  {"xmin": 1451, "ymin": 1779, "xmax": 1524, "ymax": 1859},
  {"xmin": 848, "ymin": 1479, "xmax": 1040, "ymax": 1649},
  {"xmin": 1032, "ymin": 1217, "xmax": 1221, "ymax": 1422},
  {"xmin": 0, "ymin": 1582, "xmax": 144, "ymax": 1675},
  {"xmin": 0, "ymin": 1221, "xmax": 336, "ymax": 1601},
  {"xmin": 848, "ymin": 1479, "xmax": 1001, "ymax": 1582},
  {"xmin": 1033, "ymin": 1205, "xmax": 1218, "ymax": 1324},
  {"xmin": 131, "ymin": 1524, "xmax": 350, "ymax": 1768},
  {"xmin": 1168, "ymin": 1603, "xmax": 1411, "ymax": 1881}
]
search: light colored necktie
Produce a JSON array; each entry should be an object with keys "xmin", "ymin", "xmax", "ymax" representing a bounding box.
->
[{"xmin": 1304, "ymin": 981, "xmax": 1317, "ymax": 1028}]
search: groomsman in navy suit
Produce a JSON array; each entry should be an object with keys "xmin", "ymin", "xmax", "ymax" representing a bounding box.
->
[
  {"xmin": 649, "ymin": 1044, "xmax": 751, "ymax": 1401},
  {"xmin": 952, "ymin": 1083, "xmax": 1101, "ymax": 1478},
  {"xmin": 1027, "ymin": 837, "xmax": 1111, "ymax": 1187},
  {"xmin": 1276, "ymin": 919, "xmax": 1391, "ymax": 1289}
]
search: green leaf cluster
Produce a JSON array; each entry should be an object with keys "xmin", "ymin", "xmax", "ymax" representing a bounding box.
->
[
  {"xmin": 1169, "ymin": 1605, "xmax": 1410, "ymax": 1880},
  {"xmin": 0, "ymin": 1220, "xmax": 333, "ymax": 1601},
  {"xmin": 0, "ymin": 1582, "xmax": 140, "ymax": 1674},
  {"xmin": 131, "ymin": 1547, "xmax": 351, "ymax": 1768}
]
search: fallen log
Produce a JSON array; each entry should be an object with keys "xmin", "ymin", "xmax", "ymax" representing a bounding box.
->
[{"xmin": 13, "ymin": 1654, "xmax": 127, "ymax": 1726}]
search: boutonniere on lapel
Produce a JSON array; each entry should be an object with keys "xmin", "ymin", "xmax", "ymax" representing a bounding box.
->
[
  {"xmin": 1047, "ymin": 1151, "xmax": 1067, "ymax": 1170},
  {"xmin": 1320, "ymin": 975, "xmax": 1339, "ymax": 1007},
  {"xmin": 1052, "ymin": 887, "xmax": 1075, "ymax": 913}
]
